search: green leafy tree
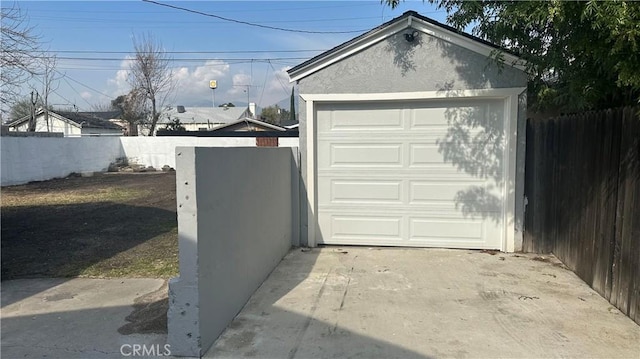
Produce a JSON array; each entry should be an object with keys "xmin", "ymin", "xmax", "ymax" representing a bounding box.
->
[
  {"xmin": 260, "ymin": 105, "xmax": 290, "ymax": 125},
  {"xmin": 8, "ymin": 96, "xmax": 40, "ymax": 121},
  {"xmin": 383, "ymin": 1, "xmax": 640, "ymax": 111},
  {"xmin": 112, "ymin": 89, "xmax": 147, "ymax": 136},
  {"xmin": 163, "ymin": 117, "xmax": 186, "ymax": 131}
]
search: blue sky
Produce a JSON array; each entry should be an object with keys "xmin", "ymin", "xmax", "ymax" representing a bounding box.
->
[{"xmin": 11, "ymin": 1, "xmax": 447, "ymax": 111}]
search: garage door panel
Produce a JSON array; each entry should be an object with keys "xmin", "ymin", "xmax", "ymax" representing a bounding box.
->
[
  {"xmin": 325, "ymin": 143, "xmax": 403, "ymax": 167},
  {"xmin": 410, "ymin": 107, "xmax": 449, "ymax": 127},
  {"xmin": 409, "ymin": 218, "xmax": 483, "ymax": 240},
  {"xmin": 409, "ymin": 144, "xmax": 444, "ymax": 166},
  {"xmin": 409, "ymin": 181, "xmax": 492, "ymax": 203},
  {"xmin": 325, "ymin": 108, "xmax": 404, "ymax": 131},
  {"xmin": 319, "ymin": 214, "xmax": 402, "ymax": 241},
  {"xmin": 319, "ymin": 179, "xmax": 402, "ymax": 204}
]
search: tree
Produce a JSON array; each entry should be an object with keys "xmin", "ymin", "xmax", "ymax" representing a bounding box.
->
[
  {"xmin": 35, "ymin": 55, "xmax": 60, "ymax": 131},
  {"xmin": 383, "ymin": 1, "xmax": 640, "ymax": 111},
  {"xmin": 162, "ymin": 117, "xmax": 186, "ymax": 132},
  {"xmin": 260, "ymin": 105, "xmax": 290, "ymax": 125},
  {"xmin": 128, "ymin": 33, "xmax": 173, "ymax": 135},
  {"xmin": 8, "ymin": 96, "xmax": 43, "ymax": 121},
  {"xmin": 1, "ymin": 3, "xmax": 41, "ymax": 114},
  {"xmin": 112, "ymin": 89, "xmax": 147, "ymax": 136},
  {"xmin": 91, "ymin": 102, "xmax": 118, "ymax": 112},
  {"xmin": 289, "ymin": 87, "xmax": 296, "ymax": 123},
  {"xmin": 218, "ymin": 102, "xmax": 235, "ymax": 107}
]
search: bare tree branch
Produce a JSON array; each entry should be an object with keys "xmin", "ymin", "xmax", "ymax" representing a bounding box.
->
[
  {"xmin": 127, "ymin": 33, "xmax": 174, "ymax": 135},
  {"xmin": 1, "ymin": 3, "xmax": 41, "ymax": 114}
]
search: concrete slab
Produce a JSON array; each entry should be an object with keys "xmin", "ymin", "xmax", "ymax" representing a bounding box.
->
[
  {"xmin": 1, "ymin": 278, "xmax": 169, "ymax": 358},
  {"xmin": 206, "ymin": 247, "xmax": 640, "ymax": 359}
]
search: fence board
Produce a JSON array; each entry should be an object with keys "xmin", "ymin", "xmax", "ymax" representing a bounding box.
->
[{"xmin": 524, "ymin": 106, "xmax": 639, "ymax": 325}]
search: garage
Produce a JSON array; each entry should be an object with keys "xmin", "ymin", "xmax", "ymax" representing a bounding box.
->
[{"xmin": 288, "ymin": 11, "xmax": 528, "ymax": 251}]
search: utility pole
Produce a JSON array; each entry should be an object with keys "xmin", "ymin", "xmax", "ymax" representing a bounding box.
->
[
  {"xmin": 28, "ymin": 90, "xmax": 39, "ymax": 132},
  {"xmin": 209, "ymin": 80, "xmax": 217, "ymax": 107},
  {"xmin": 233, "ymin": 84, "xmax": 259, "ymax": 117}
]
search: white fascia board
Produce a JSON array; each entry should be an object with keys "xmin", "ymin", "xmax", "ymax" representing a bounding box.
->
[
  {"xmin": 52, "ymin": 112, "xmax": 81, "ymax": 128},
  {"xmin": 289, "ymin": 15, "xmax": 526, "ymax": 83},
  {"xmin": 300, "ymin": 88, "xmax": 527, "ymax": 102},
  {"xmin": 289, "ymin": 21, "xmax": 407, "ymax": 82}
]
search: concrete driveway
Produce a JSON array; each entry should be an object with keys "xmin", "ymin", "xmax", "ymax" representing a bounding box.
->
[
  {"xmin": 1, "ymin": 248, "xmax": 638, "ymax": 358},
  {"xmin": 207, "ymin": 247, "xmax": 639, "ymax": 359},
  {"xmin": 1, "ymin": 278, "xmax": 168, "ymax": 358}
]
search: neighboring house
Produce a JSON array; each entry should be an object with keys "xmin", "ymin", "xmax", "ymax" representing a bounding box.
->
[
  {"xmin": 211, "ymin": 118, "xmax": 287, "ymax": 132},
  {"xmin": 5, "ymin": 109, "xmax": 124, "ymax": 137},
  {"xmin": 279, "ymin": 118, "xmax": 299, "ymax": 131},
  {"xmin": 158, "ymin": 104, "xmax": 256, "ymax": 133},
  {"xmin": 288, "ymin": 11, "xmax": 528, "ymax": 252}
]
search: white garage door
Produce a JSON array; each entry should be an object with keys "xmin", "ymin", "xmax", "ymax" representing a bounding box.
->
[{"xmin": 316, "ymin": 99, "xmax": 506, "ymax": 249}]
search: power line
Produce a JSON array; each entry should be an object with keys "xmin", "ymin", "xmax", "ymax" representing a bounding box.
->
[
  {"xmin": 56, "ymin": 71, "xmax": 114, "ymax": 99},
  {"xmin": 48, "ymin": 49, "xmax": 327, "ymax": 54},
  {"xmin": 268, "ymin": 60, "xmax": 290, "ymax": 98},
  {"xmin": 25, "ymin": 2, "xmax": 383, "ymax": 15},
  {"xmin": 30, "ymin": 15, "xmax": 383, "ymax": 25},
  {"xmin": 141, "ymin": 0, "xmax": 369, "ymax": 34},
  {"xmin": 61, "ymin": 77, "xmax": 94, "ymax": 108},
  {"xmin": 40, "ymin": 56, "xmax": 311, "ymax": 62}
]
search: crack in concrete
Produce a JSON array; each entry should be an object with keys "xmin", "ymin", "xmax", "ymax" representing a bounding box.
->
[{"xmin": 287, "ymin": 267, "xmax": 332, "ymax": 359}]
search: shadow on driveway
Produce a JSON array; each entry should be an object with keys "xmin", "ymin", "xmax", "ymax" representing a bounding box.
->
[{"xmin": 206, "ymin": 247, "xmax": 640, "ymax": 359}]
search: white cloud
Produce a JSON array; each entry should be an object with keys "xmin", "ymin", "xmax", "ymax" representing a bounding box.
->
[
  {"xmin": 169, "ymin": 60, "xmax": 232, "ymax": 106},
  {"xmin": 104, "ymin": 59, "xmax": 294, "ymax": 108},
  {"xmin": 80, "ymin": 91, "xmax": 92, "ymax": 100},
  {"xmin": 106, "ymin": 56, "xmax": 134, "ymax": 97},
  {"xmin": 259, "ymin": 65, "xmax": 293, "ymax": 107},
  {"xmin": 227, "ymin": 73, "xmax": 253, "ymax": 96}
]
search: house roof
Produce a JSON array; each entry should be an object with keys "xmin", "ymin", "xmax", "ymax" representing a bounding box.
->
[
  {"xmin": 6, "ymin": 109, "xmax": 123, "ymax": 130},
  {"xmin": 211, "ymin": 118, "xmax": 287, "ymax": 132},
  {"xmin": 279, "ymin": 118, "xmax": 299, "ymax": 128},
  {"xmin": 288, "ymin": 10, "xmax": 525, "ymax": 82},
  {"xmin": 160, "ymin": 106, "xmax": 248, "ymax": 125}
]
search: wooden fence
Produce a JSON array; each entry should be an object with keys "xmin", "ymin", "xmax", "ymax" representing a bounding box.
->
[{"xmin": 524, "ymin": 106, "xmax": 639, "ymax": 325}]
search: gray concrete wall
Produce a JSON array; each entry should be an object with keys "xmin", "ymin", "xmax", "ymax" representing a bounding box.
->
[
  {"xmin": 296, "ymin": 30, "xmax": 527, "ymax": 248},
  {"xmin": 168, "ymin": 147, "xmax": 298, "ymax": 357}
]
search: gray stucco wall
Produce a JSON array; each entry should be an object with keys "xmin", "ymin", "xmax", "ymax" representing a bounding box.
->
[
  {"xmin": 168, "ymin": 147, "xmax": 298, "ymax": 357},
  {"xmin": 299, "ymin": 32, "xmax": 526, "ymax": 94},
  {"xmin": 295, "ymin": 29, "xmax": 528, "ymax": 248}
]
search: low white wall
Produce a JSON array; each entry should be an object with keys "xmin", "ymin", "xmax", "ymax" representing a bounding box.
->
[
  {"xmin": 0, "ymin": 137, "xmax": 123, "ymax": 186},
  {"xmin": 168, "ymin": 147, "xmax": 297, "ymax": 357},
  {"xmin": 1, "ymin": 136, "xmax": 300, "ymax": 186},
  {"xmin": 120, "ymin": 137, "xmax": 255, "ymax": 169}
]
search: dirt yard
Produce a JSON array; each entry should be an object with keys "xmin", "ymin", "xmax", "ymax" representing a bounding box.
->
[{"xmin": 1, "ymin": 172, "xmax": 178, "ymax": 279}]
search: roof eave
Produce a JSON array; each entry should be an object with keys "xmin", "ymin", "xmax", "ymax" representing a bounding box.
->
[{"xmin": 288, "ymin": 12, "xmax": 527, "ymax": 83}]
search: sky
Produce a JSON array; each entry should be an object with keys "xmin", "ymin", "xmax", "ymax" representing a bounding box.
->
[{"xmin": 8, "ymin": 1, "xmax": 447, "ymax": 112}]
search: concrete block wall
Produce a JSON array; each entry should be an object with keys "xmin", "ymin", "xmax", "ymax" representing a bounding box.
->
[{"xmin": 168, "ymin": 147, "xmax": 298, "ymax": 357}]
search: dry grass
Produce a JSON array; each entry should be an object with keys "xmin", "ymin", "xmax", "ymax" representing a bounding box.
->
[{"xmin": 1, "ymin": 173, "xmax": 179, "ymax": 279}]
